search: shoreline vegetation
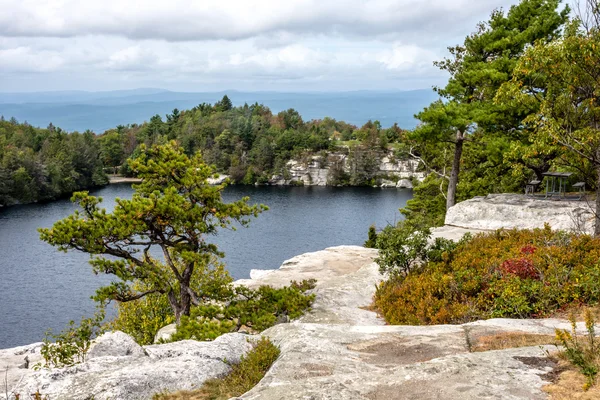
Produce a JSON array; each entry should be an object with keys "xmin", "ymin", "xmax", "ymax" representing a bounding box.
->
[{"xmin": 1, "ymin": 93, "xmax": 420, "ymax": 208}]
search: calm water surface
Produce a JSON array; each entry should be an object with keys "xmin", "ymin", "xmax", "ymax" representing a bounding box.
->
[{"xmin": 0, "ymin": 184, "xmax": 411, "ymax": 348}]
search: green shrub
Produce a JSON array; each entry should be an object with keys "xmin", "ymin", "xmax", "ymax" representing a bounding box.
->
[
  {"xmin": 37, "ymin": 308, "xmax": 105, "ymax": 369},
  {"xmin": 364, "ymin": 225, "xmax": 378, "ymax": 248},
  {"xmin": 109, "ymin": 258, "xmax": 233, "ymax": 345},
  {"xmin": 169, "ymin": 280, "xmax": 316, "ymax": 342},
  {"xmin": 108, "ymin": 290, "xmax": 175, "ymax": 345},
  {"xmin": 375, "ymin": 227, "xmax": 600, "ymax": 325},
  {"xmin": 375, "ymin": 221, "xmax": 431, "ymax": 276}
]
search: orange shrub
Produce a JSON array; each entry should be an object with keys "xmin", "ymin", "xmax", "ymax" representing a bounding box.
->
[{"xmin": 374, "ymin": 226, "xmax": 600, "ymax": 325}]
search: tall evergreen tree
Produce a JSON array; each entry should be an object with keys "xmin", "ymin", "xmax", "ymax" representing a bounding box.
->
[{"xmin": 412, "ymin": 0, "xmax": 569, "ymax": 209}]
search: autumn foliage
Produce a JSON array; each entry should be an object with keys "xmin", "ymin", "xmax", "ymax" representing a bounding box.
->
[{"xmin": 374, "ymin": 226, "xmax": 600, "ymax": 325}]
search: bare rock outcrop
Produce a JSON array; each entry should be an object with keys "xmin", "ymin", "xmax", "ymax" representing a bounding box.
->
[
  {"xmin": 445, "ymin": 193, "xmax": 594, "ymax": 233},
  {"xmin": 270, "ymin": 152, "xmax": 424, "ymax": 187},
  {"xmin": 232, "ymin": 245, "xmax": 586, "ymax": 400},
  {"xmin": 2, "ymin": 241, "xmax": 591, "ymax": 399},
  {"xmin": 3, "ymin": 333, "xmax": 253, "ymax": 400}
]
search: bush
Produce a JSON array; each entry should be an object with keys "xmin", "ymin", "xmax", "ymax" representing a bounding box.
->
[
  {"xmin": 37, "ymin": 308, "xmax": 105, "ymax": 369},
  {"xmin": 374, "ymin": 227, "xmax": 600, "ymax": 325},
  {"xmin": 169, "ymin": 280, "xmax": 316, "ymax": 342},
  {"xmin": 107, "ymin": 259, "xmax": 233, "ymax": 345},
  {"xmin": 375, "ymin": 221, "xmax": 431, "ymax": 276},
  {"xmin": 364, "ymin": 225, "xmax": 378, "ymax": 248},
  {"xmin": 108, "ymin": 290, "xmax": 175, "ymax": 345}
]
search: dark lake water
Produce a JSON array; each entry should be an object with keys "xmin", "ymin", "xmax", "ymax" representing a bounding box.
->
[{"xmin": 0, "ymin": 184, "xmax": 411, "ymax": 348}]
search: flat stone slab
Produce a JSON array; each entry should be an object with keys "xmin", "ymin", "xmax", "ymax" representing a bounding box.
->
[
  {"xmin": 237, "ymin": 322, "xmax": 559, "ymax": 400},
  {"xmin": 237, "ymin": 246, "xmax": 382, "ymax": 326},
  {"xmin": 445, "ymin": 193, "xmax": 594, "ymax": 233},
  {"xmin": 430, "ymin": 225, "xmax": 488, "ymax": 241}
]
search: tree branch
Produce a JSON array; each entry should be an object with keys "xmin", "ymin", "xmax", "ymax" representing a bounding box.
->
[
  {"xmin": 115, "ymin": 289, "xmax": 161, "ymax": 302},
  {"xmin": 408, "ymin": 147, "xmax": 449, "ymax": 180}
]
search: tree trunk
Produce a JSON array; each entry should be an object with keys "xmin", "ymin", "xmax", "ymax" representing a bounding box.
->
[
  {"xmin": 595, "ymin": 166, "xmax": 600, "ymax": 237},
  {"xmin": 168, "ymin": 290, "xmax": 183, "ymax": 324},
  {"xmin": 446, "ymin": 131, "xmax": 465, "ymax": 210}
]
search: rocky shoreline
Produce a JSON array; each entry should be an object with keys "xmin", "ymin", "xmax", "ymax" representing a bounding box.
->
[{"xmin": 1, "ymin": 193, "xmax": 596, "ymax": 399}]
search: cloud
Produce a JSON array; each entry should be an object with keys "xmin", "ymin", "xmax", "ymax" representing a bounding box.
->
[
  {"xmin": 0, "ymin": 0, "xmax": 531, "ymax": 91},
  {"xmin": 0, "ymin": 46, "xmax": 64, "ymax": 72},
  {"xmin": 0, "ymin": 0, "xmax": 517, "ymax": 42},
  {"xmin": 376, "ymin": 44, "xmax": 437, "ymax": 71}
]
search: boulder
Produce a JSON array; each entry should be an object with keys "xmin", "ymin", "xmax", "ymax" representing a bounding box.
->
[
  {"xmin": 206, "ymin": 174, "xmax": 229, "ymax": 185},
  {"xmin": 154, "ymin": 323, "xmax": 177, "ymax": 344},
  {"xmin": 87, "ymin": 331, "xmax": 146, "ymax": 359},
  {"xmin": 12, "ymin": 333, "xmax": 253, "ymax": 400},
  {"xmin": 379, "ymin": 179, "xmax": 396, "ymax": 188}
]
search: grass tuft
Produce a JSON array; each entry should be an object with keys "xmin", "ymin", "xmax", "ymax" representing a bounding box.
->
[
  {"xmin": 154, "ymin": 337, "xmax": 280, "ymax": 400},
  {"xmin": 472, "ymin": 332, "xmax": 556, "ymax": 352}
]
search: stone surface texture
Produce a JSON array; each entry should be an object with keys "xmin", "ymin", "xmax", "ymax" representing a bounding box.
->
[
  {"xmin": 2, "ymin": 333, "xmax": 253, "ymax": 400},
  {"xmin": 445, "ymin": 193, "xmax": 595, "ymax": 233}
]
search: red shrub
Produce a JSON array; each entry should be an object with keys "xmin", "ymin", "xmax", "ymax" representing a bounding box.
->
[
  {"xmin": 500, "ymin": 257, "xmax": 539, "ymax": 280},
  {"xmin": 520, "ymin": 245, "xmax": 537, "ymax": 255}
]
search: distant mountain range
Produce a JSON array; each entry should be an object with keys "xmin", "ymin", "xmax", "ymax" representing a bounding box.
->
[{"xmin": 0, "ymin": 89, "xmax": 439, "ymax": 133}]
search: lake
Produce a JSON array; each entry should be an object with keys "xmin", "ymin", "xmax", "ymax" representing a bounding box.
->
[{"xmin": 0, "ymin": 184, "xmax": 411, "ymax": 348}]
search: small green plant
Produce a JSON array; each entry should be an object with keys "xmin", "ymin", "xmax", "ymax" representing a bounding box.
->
[
  {"xmin": 555, "ymin": 309, "xmax": 600, "ymax": 390},
  {"xmin": 289, "ymin": 278, "xmax": 317, "ymax": 292},
  {"xmin": 364, "ymin": 225, "xmax": 378, "ymax": 248},
  {"xmin": 154, "ymin": 337, "xmax": 280, "ymax": 400},
  {"xmin": 375, "ymin": 220, "xmax": 431, "ymax": 276},
  {"xmin": 170, "ymin": 280, "xmax": 316, "ymax": 342},
  {"xmin": 36, "ymin": 308, "xmax": 105, "ymax": 369},
  {"xmin": 108, "ymin": 290, "xmax": 175, "ymax": 345}
]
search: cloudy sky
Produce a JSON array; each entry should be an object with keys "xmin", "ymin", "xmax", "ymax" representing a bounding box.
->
[{"xmin": 0, "ymin": 0, "xmax": 539, "ymax": 92}]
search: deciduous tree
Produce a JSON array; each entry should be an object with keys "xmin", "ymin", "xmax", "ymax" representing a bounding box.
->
[{"xmin": 501, "ymin": 12, "xmax": 600, "ymax": 234}]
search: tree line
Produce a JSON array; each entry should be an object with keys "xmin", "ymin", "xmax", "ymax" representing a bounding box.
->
[
  {"xmin": 0, "ymin": 118, "xmax": 107, "ymax": 207},
  {"xmin": 0, "ymin": 99, "xmax": 409, "ymax": 207},
  {"xmin": 101, "ymin": 98, "xmax": 407, "ymax": 186}
]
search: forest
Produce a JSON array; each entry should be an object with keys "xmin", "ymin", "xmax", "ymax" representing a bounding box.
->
[
  {"xmin": 0, "ymin": 97, "xmax": 408, "ymax": 206},
  {"xmin": 0, "ymin": 118, "xmax": 107, "ymax": 207}
]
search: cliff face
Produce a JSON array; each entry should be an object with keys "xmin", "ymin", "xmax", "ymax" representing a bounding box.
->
[{"xmin": 268, "ymin": 151, "xmax": 424, "ymax": 187}]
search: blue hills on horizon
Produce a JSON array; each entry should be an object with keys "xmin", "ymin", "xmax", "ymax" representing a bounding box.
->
[{"xmin": 0, "ymin": 89, "xmax": 439, "ymax": 133}]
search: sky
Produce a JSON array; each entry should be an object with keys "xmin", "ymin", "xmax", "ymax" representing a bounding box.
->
[{"xmin": 0, "ymin": 0, "xmax": 543, "ymax": 92}]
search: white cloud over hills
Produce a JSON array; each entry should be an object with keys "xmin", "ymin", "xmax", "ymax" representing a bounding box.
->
[{"xmin": 0, "ymin": 0, "xmax": 526, "ymax": 91}]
